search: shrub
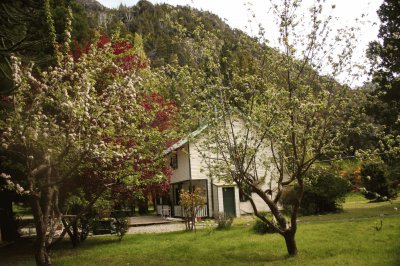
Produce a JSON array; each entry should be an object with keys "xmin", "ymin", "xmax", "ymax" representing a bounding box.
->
[
  {"xmin": 215, "ymin": 212, "xmax": 233, "ymax": 230},
  {"xmin": 114, "ymin": 217, "xmax": 129, "ymax": 241},
  {"xmin": 252, "ymin": 219, "xmax": 276, "ymax": 234},
  {"xmin": 361, "ymin": 161, "xmax": 397, "ymax": 201},
  {"xmin": 301, "ymin": 170, "xmax": 351, "ymax": 215},
  {"xmin": 280, "ymin": 167, "xmax": 351, "ymax": 215},
  {"xmin": 180, "ymin": 188, "xmax": 207, "ymax": 231}
]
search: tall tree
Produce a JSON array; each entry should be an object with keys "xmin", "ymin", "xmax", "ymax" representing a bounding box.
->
[
  {"xmin": 367, "ymin": 0, "xmax": 400, "ymax": 135},
  {"xmin": 0, "ymin": 0, "xmax": 92, "ymax": 94}
]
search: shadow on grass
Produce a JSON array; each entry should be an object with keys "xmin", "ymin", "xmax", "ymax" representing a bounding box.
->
[
  {"xmin": 222, "ymin": 251, "xmax": 290, "ymax": 265},
  {"xmin": 53, "ymin": 235, "xmax": 128, "ymax": 252},
  {"xmin": 0, "ymin": 237, "xmax": 36, "ymax": 265}
]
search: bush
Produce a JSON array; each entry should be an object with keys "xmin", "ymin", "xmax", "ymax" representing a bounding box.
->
[
  {"xmin": 252, "ymin": 219, "xmax": 276, "ymax": 234},
  {"xmin": 361, "ymin": 161, "xmax": 397, "ymax": 201},
  {"xmin": 280, "ymin": 167, "xmax": 351, "ymax": 215},
  {"xmin": 112, "ymin": 211, "xmax": 130, "ymax": 241},
  {"xmin": 114, "ymin": 217, "xmax": 129, "ymax": 241},
  {"xmin": 215, "ymin": 212, "xmax": 233, "ymax": 230}
]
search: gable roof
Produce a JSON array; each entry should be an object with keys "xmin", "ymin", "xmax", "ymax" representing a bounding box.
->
[
  {"xmin": 163, "ymin": 108, "xmax": 260, "ymax": 155},
  {"xmin": 163, "ymin": 124, "xmax": 208, "ymax": 155}
]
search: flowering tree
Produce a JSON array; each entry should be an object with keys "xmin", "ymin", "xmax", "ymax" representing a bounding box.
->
[
  {"xmin": 0, "ymin": 14, "xmax": 176, "ymax": 264},
  {"xmin": 185, "ymin": 0, "xmax": 363, "ymax": 257}
]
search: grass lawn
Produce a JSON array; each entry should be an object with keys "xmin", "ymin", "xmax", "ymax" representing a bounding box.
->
[{"xmin": 1, "ymin": 193, "xmax": 399, "ymax": 266}]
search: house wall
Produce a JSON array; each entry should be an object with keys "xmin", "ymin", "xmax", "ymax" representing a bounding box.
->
[
  {"xmin": 188, "ymin": 141, "xmax": 209, "ymax": 180},
  {"xmin": 187, "ymin": 117, "xmax": 279, "ymax": 217},
  {"xmin": 169, "ymin": 143, "xmax": 190, "ymax": 183},
  {"xmin": 212, "ymin": 183, "xmax": 219, "ymax": 216},
  {"xmin": 239, "ymin": 190, "xmax": 271, "ymax": 215},
  {"xmin": 189, "ymin": 141, "xmax": 214, "ymax": 217},
  {"xmin": 165, "ymin": 115, "xmax": 282, "ymax": 218}
]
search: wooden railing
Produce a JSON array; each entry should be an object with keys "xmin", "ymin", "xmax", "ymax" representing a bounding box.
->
[
  {"xmin": 158, "ymin": 204, "xmax": 208, "ymax": 217},
  {"xmin": 174, "ymin": 205, "xmax": 208, "ymax": 217}
]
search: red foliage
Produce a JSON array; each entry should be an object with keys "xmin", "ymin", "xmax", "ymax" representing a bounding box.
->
[
  {"xmin": 71, "ymin": 35, "xmax": 148, "ymax": 70},
  {"xmin": 142, "ymin": 92, "xmax": 178, "ymax": 132},
  {"xmin": 81, "ymin": 92, "xmax": 177, "ymax": 203},
  {"xmin": 73, "ymin": 36, "xmax": 176, "ymax": 204}
]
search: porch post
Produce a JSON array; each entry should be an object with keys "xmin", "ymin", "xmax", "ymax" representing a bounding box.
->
[
  {"xmin": 205, "ymin": 179, "xmax": 209, "ymax": 217},
  {"xmin": 171, "ymin": 183, "xmax": 175, "ymax": 217}
]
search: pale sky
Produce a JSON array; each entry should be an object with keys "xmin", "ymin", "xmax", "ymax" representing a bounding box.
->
[{"xmin": 97, "ymin": 0, "xmax": 383, "ymax": 86}]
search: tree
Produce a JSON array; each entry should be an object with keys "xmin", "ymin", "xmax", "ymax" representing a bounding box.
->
[
  {"xmin": 0, "ymin": 14, "xmax": 175, "ymax": 264},
  {"xmin": 367, "ymin": 0, "xmax": 400, "ymax": 137},
  {"xmin": 366, "ymin": 0, "xmax": 400, "ymax": 190},
  {"xmin": 281, "ymin": 166, "xmax": 351, "ymax": 215},
  {"xmin": 360, "ymin": 159, "xmax": 397, "ymax": 201},
  {"xmin": 0, "ymin": 0, "xmax": 92, "ymax": 94},
  {"xmin": 191, "ymin": 0, "xmax": 361, "ymax": 256}
]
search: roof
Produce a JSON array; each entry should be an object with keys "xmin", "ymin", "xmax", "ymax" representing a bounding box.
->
[
  {"xmin": 163, "ymin": 107, "xmax": 259, "ymax": 155},
  {"xmin": 163, "ymin": 124, "xmax": 208, "ymax": 155}
]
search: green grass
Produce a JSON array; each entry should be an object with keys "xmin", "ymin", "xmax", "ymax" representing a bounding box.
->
[
  {"xmin": 298, "ymin": 193, "xmax": 400, "ymax": 223},
  {"xmin": 1, "ymin": 193, "xmax": 399, "ymax": 266}
]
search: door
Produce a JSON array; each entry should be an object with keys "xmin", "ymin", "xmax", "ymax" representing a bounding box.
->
[{"xmin": 222, "ymin": 187, "xmax": 236, "ymax": 216}]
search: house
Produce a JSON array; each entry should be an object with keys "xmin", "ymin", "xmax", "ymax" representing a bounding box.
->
[{"xmin": 156, "ymin": 116, "xmax": 277, "ymax": 218}]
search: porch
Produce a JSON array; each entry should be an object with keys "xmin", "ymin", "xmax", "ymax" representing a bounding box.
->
[{"xmin": 156, "ymin": 179, "xmax": 210, "ymax": 218}]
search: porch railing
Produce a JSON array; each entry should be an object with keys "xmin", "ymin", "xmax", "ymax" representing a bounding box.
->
[
  {"xmin": 158, "ymin": 204, "xmax": 208, "ymax": 217},
  {"xmin": 174, "ymin": 205, "xmax": 208, "ymax": 217}
]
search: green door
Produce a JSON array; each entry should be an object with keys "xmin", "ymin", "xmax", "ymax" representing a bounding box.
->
[{"xmin": 223, "ymin": 187, "xmax": 236, "ymax": 216}]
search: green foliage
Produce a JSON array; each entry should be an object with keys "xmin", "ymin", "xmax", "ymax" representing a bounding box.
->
[
  {"xmin": 0, "ymin": 0, "xmax": 92, "ymax": 94},
  {"xmin": 252, "ymin": 219, "xmax": 276, "ymax": 235},
  {"xmin": 215, "ymin": 212, "xmax": 233, "ymax": 230},
  {"xmin": 302, "ymin": 171, "xmax": 351, "ymax": 215},
  {"xmin": 111, "ymin": 212, "xmax": 129, "ymax": 241},
  {"xmin": 281, "ymin": 168, "xmax": 351, "ymax": 215},
  {"xmin": 368, "ymin": 0, "xmax": 400, "ymax": 106},
  {"xmin": 360, "ymin": 160, "xmax": 397, "ymax": 201}
]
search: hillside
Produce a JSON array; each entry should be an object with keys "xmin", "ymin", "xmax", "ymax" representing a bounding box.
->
[{"xmin": 75, "ymin": 0, "xmax": 261, "ymax": 70}]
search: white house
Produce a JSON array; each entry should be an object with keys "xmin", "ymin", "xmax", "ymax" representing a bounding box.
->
[{"xmin": 156, "ymin": 117, "xmax": 277, "ymax": 218}]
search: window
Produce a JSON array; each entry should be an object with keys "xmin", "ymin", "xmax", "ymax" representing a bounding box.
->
[{"xmin": 170, "ymin": 153, "xmax": 178, "ymax": 169}]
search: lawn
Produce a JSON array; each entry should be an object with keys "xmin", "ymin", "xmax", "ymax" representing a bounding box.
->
[{"xmin": 1, "ymin": 194, "xmax": 399, "ymax": 266}]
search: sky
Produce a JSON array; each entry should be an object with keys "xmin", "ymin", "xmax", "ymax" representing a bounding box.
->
[{"xmin": 97, "ymin": 0, "xmax": 384, "ymax": 86}]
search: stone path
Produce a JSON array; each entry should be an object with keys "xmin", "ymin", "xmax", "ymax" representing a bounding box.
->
[{"xmin": 128, "ymin": 223, "xmax": 186, "ymax": 234}]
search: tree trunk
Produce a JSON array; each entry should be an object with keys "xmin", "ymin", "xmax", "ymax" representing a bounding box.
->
[
  {"xmin": 0, "ymin": 192, "xmax": 18, "ymax": 242},
  {"xmin": 34, "ymin": 230, "xmax": 51, "ymax": 266},
  {"xmin": 30, "ymin": 177, "xmax": 55, "ymax": 266},
  {"xmin": 71, "ymin": 220, "xmax": 79, "ymax": 247},
  {"xmin": 151, "ymin": 190, "xmax": 157, "ymax": 211},
  {"xmin": 32, "ymin": 197, "xmax": 52, "ymax": 266},
  {"xmin": 283, "ymin": 231, "xmax": 297, "ymax": 256},
  {"xmin": 138, "ymin": 195, "xmax": 148, "ymax": 215}
]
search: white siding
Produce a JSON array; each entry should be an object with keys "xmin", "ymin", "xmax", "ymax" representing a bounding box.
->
[
  {"xmin": 217, "ymin": 187, "xmax": 224, "ymax": 214},
  {"xmin": 189, "ymin": 141, "xmax": 210, "ymax": 180},
  {"xmin": 212, "ymin": 184, "xmax": 219, "ymax": 216},
  {"xmin": 234, "ymin": 186, "xmax": 241, "ymax": 217},
  {"xmin": 239, "ymin": 193, "xmax": 270, "ymax": 215},
  {"xmin": 169, "ymin": 144, "xmax": 190, "ymax": 183}
]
